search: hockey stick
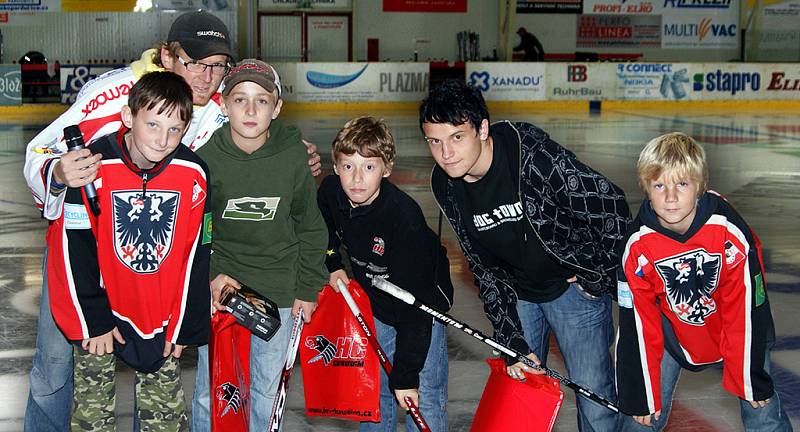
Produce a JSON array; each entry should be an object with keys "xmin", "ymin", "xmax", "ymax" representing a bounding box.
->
[
  {"xmin": 268, "ymin": 309, "xmax": 305, "ymax": 432},
  {"xmin": 336, "ymin": 279, "xmax": 432, "ymax": 432},
  {"xmin": 371, "ymin": 278, "xmax": 620, "ymax": 414}
]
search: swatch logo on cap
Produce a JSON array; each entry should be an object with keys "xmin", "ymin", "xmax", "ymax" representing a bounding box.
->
[{"xmin": 197, "ymin": 30, "xmax": 226, "ymax": 39}]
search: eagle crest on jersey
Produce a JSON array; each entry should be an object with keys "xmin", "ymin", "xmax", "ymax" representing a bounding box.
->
[
  {"xmin": 113, "ymin": 190, "xmax": 179, "ymax": 273},
  {"xmin": 655, "ymin": 249, "xmax": 722, "ymax": 325}
]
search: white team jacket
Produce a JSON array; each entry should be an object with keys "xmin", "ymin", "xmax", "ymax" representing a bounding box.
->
[{"xmin": 23, "ymin": 50, "xmax": 227, "ymax": 220}]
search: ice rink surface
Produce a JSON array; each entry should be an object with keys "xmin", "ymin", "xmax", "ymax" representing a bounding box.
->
[{"xmin": 1, "ymin": 105, "xmax": 798, "ymax": 431}]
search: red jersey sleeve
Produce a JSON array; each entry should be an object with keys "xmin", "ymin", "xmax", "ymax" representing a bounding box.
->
[
  {"xmin": 47, "ymin": 184, "xmax": 115, "ymax": 341},
  {"xmin": 616, "ymin": 232, "xmax": 666, "ymax": 416},
  {"xmin": 717, "ymin": 220, "xmax": 774, "ymax": 402}
]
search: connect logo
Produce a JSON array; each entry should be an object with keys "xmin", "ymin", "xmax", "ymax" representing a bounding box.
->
[
  {"xmin": 567, "ymin": 65, "xmax": 587, "ymax": 82},
  {"xmin": 306, "ymin": 65, "xmax": 368, "ymax": 89},
  {"xmin": 693, "ymin": 70, "xmax": 761, "ymax": 95}
]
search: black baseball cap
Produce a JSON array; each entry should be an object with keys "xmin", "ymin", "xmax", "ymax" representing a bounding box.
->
[{"xmin": 168, "ymin": 11, "xmax": 233, "ymax": 60}]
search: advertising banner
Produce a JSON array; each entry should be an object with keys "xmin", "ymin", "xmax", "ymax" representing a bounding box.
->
[
  {"xmin": 272, "ymin": 62, "xmax": 298, "ymax": 99},
  {"xmin": 576, "ymin": 14, "xmax": 661, "ymax": 47},
  {"xmin": 0, "ymin": 0, "xmax": 58, "ymax": 11},
  {"xmin": 152, "ymin": 0, "xmax": 233, "ymax": 10},
  {"xmin": 59, "ymin": 64, "xmax": 117, "ymax": 104},
  {"xmin": 0, "ymin": 0, "xmax": 57, "ymax": 24},
  {"xmin": 61, "ymin": 0, "xmax": 135, "ymax": 11},
  {"xmin": 762, "ymin": 64, "xmax": 800, "ymax": 100},
  {"xmin": 763, "ymin": 0, "xmax": 800, "ymax": 16},
  {"xmin": 287, "ymin": 63, "xmax": 429, "ymax": 103},
  {"xmin": 466, "ymin": 62, "xmax": 546, "ymax": 101},
  {"xmin": 582, "ymin": 0, "xmax": 661, "ymax": 14},
  {"xmin": 259, "ymin": 0, "xmax": 350, "ymax": 9},
  {"xmin": 0, "ymin": 64, "xmax": 21, "ymax": 105},
  {"xmin": 517, "ymin": 0, "xmax": 582, "ymax": 13},
  {"xmin": 547, "ymin": 63, "xmax": 615, "ymax": 100},
  {"xmin": 615, "ymin": 63, "xmax": 700, "ymax": 100},
  {"xmin": 755, "ymin": 0, "xmax": 800, "ymax": 50},
  {"xmin": 0, "ymin": 10, "xmax": 39, "ymax": 25},
  {"xmin": 661, "ymin": 0, "xmax": 738, "ymax": 49},
  {"xmin": 383, "ymin": 0, "xmax": 466, "ymax": 12},
  {"xmin": 690, "ymin": 63, "xmax": 766, "ymax": 100}
]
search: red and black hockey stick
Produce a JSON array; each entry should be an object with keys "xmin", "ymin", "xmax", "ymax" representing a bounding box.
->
[
  {"xmin": 371, "ymin": 277, "xmax": 620, "ymax": 414},
  {"xmin": 336, "ymin": 279, "xmax": 432, "ymax": 432},
  {"xmin": 268, "ymin": 310, "xmax": 305, "ymax": 432}
]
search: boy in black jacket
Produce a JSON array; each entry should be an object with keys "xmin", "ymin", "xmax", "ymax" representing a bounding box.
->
[
  {"xmin": 317, "ymin": 116, "xmax": 453, "ymax": 432},
  {"xmin": 420, "ymin": 80, "xmax": 630, "ymax": 431}
]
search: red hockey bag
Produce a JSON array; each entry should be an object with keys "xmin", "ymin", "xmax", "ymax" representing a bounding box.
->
[
  {"xmin": 210, "ymin": 312, "xmax": 252, "ymax": 432},
  {"xmin": 299, "ymin": 282, "xmax": 381, "ymax": 422},
  {"xmin": 471, "ymin": 358, "xmax": 564, "ymax": 432}
]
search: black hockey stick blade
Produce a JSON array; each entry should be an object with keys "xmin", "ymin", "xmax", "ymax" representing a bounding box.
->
[{"xmin": 371, "ymin": 277, "xmax": 620, "ymax": 413}]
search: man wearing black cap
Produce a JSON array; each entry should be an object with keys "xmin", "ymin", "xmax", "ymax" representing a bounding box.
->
[
  {"xmin": 22, "ymin": 11, "xmax": 320, "ymax": 432},
  {"xmin": 514, "ymin": 27, "xmax": 545, "ymax": 61}
]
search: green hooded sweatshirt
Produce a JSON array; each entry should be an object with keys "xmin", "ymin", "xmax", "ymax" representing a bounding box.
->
[{"xmin": 197, "ymin": 120, "xmax": 328, "ymax": 307}]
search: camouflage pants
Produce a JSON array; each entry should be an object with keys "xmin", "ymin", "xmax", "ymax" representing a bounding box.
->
[{"xmin": 71, "ymin": 346, "xmax": 189, "ymax": 431}]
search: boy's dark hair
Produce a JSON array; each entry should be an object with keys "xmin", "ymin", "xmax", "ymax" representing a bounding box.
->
[
  {"xmin": 128, "ymin": 71, "xmax": 193, "ymax": 123},
  {"xmin": 419, "ymin": 79, "xmax": 489, "ymax": 133}
]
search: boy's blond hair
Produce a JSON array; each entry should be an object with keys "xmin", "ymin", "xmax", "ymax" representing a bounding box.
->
[
  {"xmin": 332, "ymin": 116, "xmax": 396, "ymax": 168},
  {"xmin": 637, "ymin": 132, "xmax": 708, "ymax": 194}
]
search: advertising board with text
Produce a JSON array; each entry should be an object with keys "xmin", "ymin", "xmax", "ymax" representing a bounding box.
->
[
  {"xmin": 661, "ymin": 0, "xmax": 739, "ymax": 49},
  {"xmin": 577, "ymin": 14, "xmax": 662, "ymax": 47},
  {"xmin": 59, "ymin": 64, "xmax": 119, "ymax": 104},
  {"xmin": 546, "ymin": 63, "xmax": 615, "ymax": 100},
  {"xmin": 691, "ymin": 63, "xmax": 766, "ymax": 99},
  {"xmin": 0, "ymin": 65, "xmax": 21, "ymax": 105},
  {"xmin": 616, "ymin": 63, "xmax": 701, "ymax": 100},
  {"xmin": 289, "ymin": 63, "xmax": 429, "ymax": 103},
  {"xmin": 467, "ymin": 62, "xmax": 546, "ymax": 101}
]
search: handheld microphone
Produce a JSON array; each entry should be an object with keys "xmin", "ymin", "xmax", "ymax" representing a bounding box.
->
[{"xmin": 63, "ymin": 125, "xmax": 100, "ymax": 216}]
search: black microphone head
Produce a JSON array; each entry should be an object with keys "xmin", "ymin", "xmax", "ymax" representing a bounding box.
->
[{"xmin": 63, "ymin": 125, "xmax": 84, "ymax": 149}]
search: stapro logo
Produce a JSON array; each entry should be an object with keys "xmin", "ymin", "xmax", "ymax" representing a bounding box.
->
[
  {"xmin": 567, "ymin": 65, "xmax": 587, "ymax": 82},
  {"xmin": 693, "ymin": 70, "xmax": 760, "ymax": 95},
  {"xmin": 81, "ymin": 82, "xmax": 135, "ymax": 115}
]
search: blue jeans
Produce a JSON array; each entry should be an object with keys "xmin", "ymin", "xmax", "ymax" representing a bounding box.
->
[
  {"xmin": 192, "ymin": 308, "xmax": 293, "ymax": 432},
  {"xmin": 619, "ymin": 349, "xmax": 793, "ymax": 432},
  {"xmin": 516, "ymin": 283, "xmax": 618, "ymax": 432},
  {"xmin": 24, "ymin": 253, "xmax": 72, "ymax": 432},
  {"xmin": 359, "ymin": 318, "xmax": 449, "ymax": 432}
]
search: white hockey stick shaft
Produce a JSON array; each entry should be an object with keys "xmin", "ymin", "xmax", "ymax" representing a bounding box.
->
[
  {"xmin": 337, "ymin": 280, "xmax": 431, "ymax": 432},
  {"xmin": 268, "ymin": 309, "xmax": 305, "ymax": 432}
]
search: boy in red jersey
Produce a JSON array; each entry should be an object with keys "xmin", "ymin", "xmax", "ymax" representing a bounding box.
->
[
  {"xmin": 46, "ymin": 71, "xmax": 211, "ymax": 431},
  {"xmin": 616, "ymin": 132, "xmax": 792, "ymax": 431}
]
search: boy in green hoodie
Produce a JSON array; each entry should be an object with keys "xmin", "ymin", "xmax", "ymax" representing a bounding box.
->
[{"xmin": 191, "ymin": 59, "xmax": 328, "ymax": 431}]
